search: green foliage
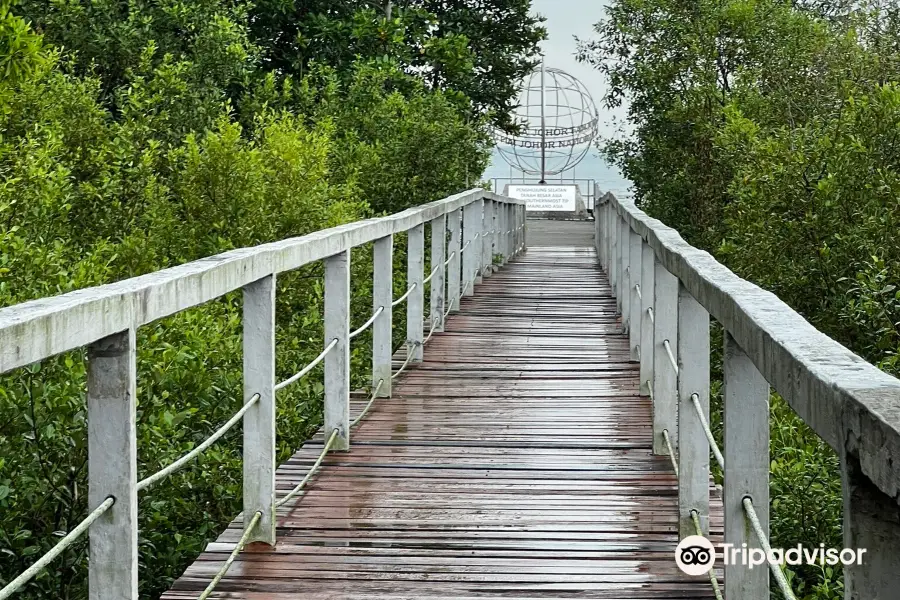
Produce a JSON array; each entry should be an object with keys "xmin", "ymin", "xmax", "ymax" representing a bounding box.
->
[
  {"xmin": 581, "ymin": 0, "xmax": 900, "ymax": 596},
  {"xmin": 0, "ymin": 1, "xmax": 537, "ymax": 598}
]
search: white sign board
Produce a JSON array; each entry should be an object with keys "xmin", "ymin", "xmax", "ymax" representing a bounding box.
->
[{"xmin": 508, "ymin": 184, "xmax": 577, "ymax": 212}]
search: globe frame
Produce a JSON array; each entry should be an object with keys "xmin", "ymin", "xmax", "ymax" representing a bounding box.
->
[{"xmin": 493, "ymin": 66, "xmax": 599, "ymax": 180}]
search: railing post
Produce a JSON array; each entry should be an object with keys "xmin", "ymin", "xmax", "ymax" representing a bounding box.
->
[
  {"xmin": 324, "ymin": 249, "xmax": 350, "ymax": 450},
  {"xmin": 447, "ymin": 208, "xmax": 462, "ymax": 310},
  {"xmin": 677, "ymin": 283, "xmax": 710, "ymax": 538},
  {"xmin": 430, "ymin": 215, "xmax": 446, "ymax": 332},
  {"xmin": 407, "ymin": 223, "xmax": 425, "ymax": 361},
  {"xmin": 373, "ymin": 235, "xmax": 393, "ymax": 396},
  {"xmin": 629, "ymin": 230, "xmax": 642, "ymax": 361},
  {"xmin": 473, "ymin": 199, "xmax": 484, "ymax": 284},
  {"xmin": 619, "ymin": 218, "xmax": 631, "ymax": 331},
  {"xmin": 653, "ymin": 258, "xmax": 678, "ymax": 455},
  {"xmin": 506, "ymin": 203, "xmax": 513, "ymax": 259},
  {"xmin": 463, "ymin": 201, "xmax": 478, "ymax": 295},
  {"xmin": 595, "ymin": 196, "xmax": 604, "ymax": 266},
  {"xmin": 639, "ymin": 242, "xmax": 655, "ymax": 395},
  {"xmin": 520, "ymin": 204, "xmax": 527, "ymax": 252},
  {"xmin": 491, "ymin": 202, "xmax": 504, "ymax": 271},
  {"xmin": 482, "ymin": 199, "xmax": 493, "ymax": 278},
  {"xmin": 723, "ymin": 331, "xmax": 769, "ymax": 599},
  {"xmin": 87, "ymin": 328, "xmax": 138, "ymax": 600},
  {"xmin": 609, "ymin": 208, "xmax": 618, "ymax": 295},
  {"xmin": 242, "ymin": 274, "xmax": 276, "ymax": 545}
]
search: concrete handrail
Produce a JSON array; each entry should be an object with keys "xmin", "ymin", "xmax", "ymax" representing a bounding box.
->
[
  {"xmin": 599, "ymin": 192, "xmax": 900, "ymax": 499},
  {"xmin": 0, "ymin": 189, "xmax": 522, "ymax": 373},
  {"xmin": 595, "ymin": 188, "xmax": 900, "ymax": 599}
]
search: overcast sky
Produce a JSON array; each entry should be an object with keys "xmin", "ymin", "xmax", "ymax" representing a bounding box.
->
[{"xmin": 481, "ymin": 0, "xmax": 631, "ymax": 196}]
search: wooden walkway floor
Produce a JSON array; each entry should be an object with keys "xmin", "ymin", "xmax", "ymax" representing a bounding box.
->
[{"xmin": 163, "ymin": 220, "xmax": 723, "ymax": 600}]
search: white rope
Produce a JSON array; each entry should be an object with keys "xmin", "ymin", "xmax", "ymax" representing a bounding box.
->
[
  {"xmin": 0, "ymin": 497, "xmax": 115, "ymax": 600},
  {"xmin": 349, "ymin": 306, "xmax": 384, "ymax": 340},
  {"xmin": 635, "ymin": 283, "xmax": 642, "ymax": 300},
  {"xmin": 423, "ymin": 264, "xmax": 440, "ymax": 284},
  {"xmin": 743, "ymin": 497, "xmax": 799, "ymax": 600},
  {"xmin": 647, "ymin": 306, "xmax": 654, "ymax": 323},
  {"xmin": 138, "ymin": 393, "xmax": 261, "ymax": 491},
  {"xmin": 690, "ymin": 509, "xmax": 724, "ymax": 600},
  {"xmin": 198, "ymin": 510, "xmax": 262, "ymax": 600},
  {"xmin": 391, "ymin": 282, "xmax": 418, "ymax": 307},
  {"xmin": 691, "ymin": 393, "xmax": 725, "ymax": 471},
  {"xmin": 391, "ymin": 345, "xmax": 416, "ymax": 380},
  {"xmin": 423, "ymin": 316, "xmax": 439, "ymax": 344},
  {"xmin": 663, "ymin": 339, "xmax": 678, "ymax": 374},
  {"xmin": 276, "ymin": 428, "xmax": 340, "ymax": 508},
  {"xmin": 460, "ymin": 239, "xmax": 472, "ymax": 253},
  {"xmin": 663, "ymin": 429, "xmax": 678, "ymax": 478},
  {"xmin": 443, "ymin": 251, "xmax": 456, "ymax": 266},
  {"xmin": 351, "ymin": 379, "xmax": 385, "ymax": 427},
  {"xmin": 275, "ymin": 339, "xmax": 338, "ymax": 391}
]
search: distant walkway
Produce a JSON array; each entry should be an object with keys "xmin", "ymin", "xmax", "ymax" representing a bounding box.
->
[{"xmin": 163, "ymin": 220, "xmax": 723, "ymax": 599}]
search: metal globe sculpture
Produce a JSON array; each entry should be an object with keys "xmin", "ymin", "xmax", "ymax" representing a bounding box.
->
[{"xmin": 493, "ymin": 65, "xmax": 598, "ymax": 181}]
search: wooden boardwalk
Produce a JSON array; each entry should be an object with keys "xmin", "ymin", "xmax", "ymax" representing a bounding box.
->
[{"xmin": 163, "ymin": 220, "xmax": 723, "ymax": 599}]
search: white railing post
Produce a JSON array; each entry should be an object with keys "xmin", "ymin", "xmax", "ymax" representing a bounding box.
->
[
  {"xmin": 629, "ymin": 230, "xmax": 642, "ymax": 361},
  {"xmin": 595, "ymin": 196, "xmax": 604, "ymax": 266},
  {"xmin": 609, "ymin": 209, "xmax": 618, "ymax": 295},
  {"xmin": 242, "ymin": 275, "xmax": 276, "ymax": 545},
  {"xmin": 639, "ymin": 242, "xmax": 655, "ymax": 395},
  {"xmin": 677, "ymin": 283, "xmax": 710, "ymax": 538},
  {"xmin": 87, "ymin": 329, "xmax": 138, "ymax": 600},
  {"xmin": 463, "ymin": 201, "xmax": 478, "ymax": 295},
  {"xmin": 619, "ymin": 218, "xmax": 631, "ymax": 331},
  {"xmin": 482, "ymin": 199, "xmax": 493, "ymax": 278},
  {"xmin": 505, "ymin": 203, "xmax": 513, "ymax": 260},
  {"xmin": 516, "ymin": 204, "xmax": 528, "ymax": 254},
  {"xmin": 407, "ymin": 223, "xmax": 425, "ymax": 361},
  {"xmin": 473, "ymin": 199, "xmax": 484, "ymax": 284},
  {"xmin": 724, "ymin": 331, "xmax": 769, "ymax": 598},
  {"xmin": 447, "ymin": 209, "xmax": 462, "ymax": 310},
  {"xmin": 491, "ymin": 202, "xmax": 503, "ymax": 271},
  {"xmin": 430, "ymin": 215, "xmax": 446, "ymax": 332},
  {"xmin": 653, "ymin": 258, "xmax": 678, "ymax": 455},
  {"xmin": 324, "ymin": 249, "xmax": 350, "ymax": 450},
  {"xmin": 373, "ymin": 235, "xmax": 393, "ymax": 397}
]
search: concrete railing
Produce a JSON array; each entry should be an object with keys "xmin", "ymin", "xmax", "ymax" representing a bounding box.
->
[
  {"xmin": 595, "ymin": 190, "xmax": 900, "ymax": 600},
  {"xmin": 0, "ymin": 188, "xmax": 527, "ymax": 600}
]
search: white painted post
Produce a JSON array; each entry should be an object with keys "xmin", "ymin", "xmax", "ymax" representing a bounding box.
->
[
  {"xmin": 482, "ymin": 199, "xmax": 493, "ymax": 278},
  {"xmin": 492, "ymin": 201, "xmax": 500, "ymax": 273},
  {"xmin": 595, "ymin": 196, "xmax": 604, "ymax": 266},
  {"xmin": 653, "ymin": 258, "xmax": 678, "ymax": 456},
  {"xmin": 463, "ymin": 201, "xmax": 478, "ymax": 295},
  {"xmin": 243, "ymin": 275, "xmax": 276, "ymax": 545},
  {"xmin": 373, "ymin": 235, "xmax": 392, "ymax": 397},
  {"xmin": 473, "ymin": 199, "xmax": 484, "ymax": 284},
  {"xmin": 448, "ymin": 208, "xmax": 462, "ymax": 310},
  {"xmin": 639, "ymin": 242, "xmax": 655, "ymax": 395},
  {"xmin": 407, "ymin": 223, "xmax": 425, "ymax": 361},
  {"xmin": 87, "ymin": 329, "xmax": 138, "ymax": 600},
  {"xmin": 724, "ymin": 331, "xmax": 769, "ymax": 598},
  {"xmin": 629, "ymin": 230, "xmax": 642, "ymax": 361},
  {"xmin": 677, "ymin": 284, "xmax": 710, "ymax": 538},
  {"xmin": 619, "ymin": 218, "xmax": 631, "ymax": 331},
  {"xmin": 430, "ymin": 215, "xmax": 446, "ymax": 332},
  {"xmin": 505, "ymin": 203, "xmax": 513, "ymax": 259},
  {"xmin": 609, "ymin": 209, "xmax": 618, "ymax": 295},
  {"xmin": 520, "ymin": 204, "xmax": 527, "ymax": 252},
  {"xmin": 324, "ymin": 250, "xmax": 350, "ymax": 450}
]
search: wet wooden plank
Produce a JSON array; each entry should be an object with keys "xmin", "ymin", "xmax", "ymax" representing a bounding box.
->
[{"xmin": 162, "ymin": 221, "xmax": 724, "ymax": 600}]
